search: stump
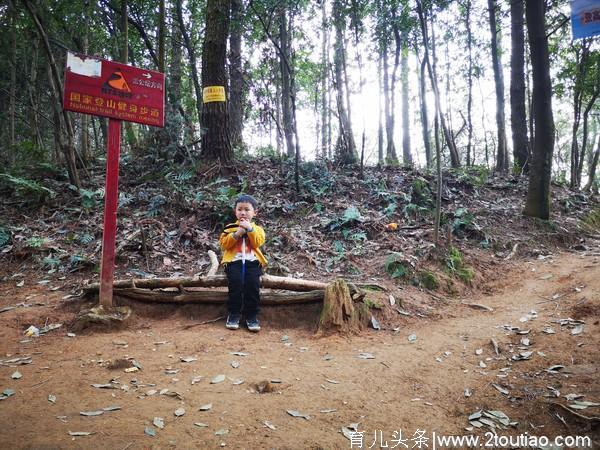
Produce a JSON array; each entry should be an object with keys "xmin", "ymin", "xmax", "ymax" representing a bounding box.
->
[{"xmin": 316, "ymin": 279, "xmax": 367, "ymax": 335}]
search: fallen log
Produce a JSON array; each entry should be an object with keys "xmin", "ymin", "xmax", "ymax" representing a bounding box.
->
[
  {"xmin": 115, "ymin": 288, "xmax": 325, "ymax": 305},
  {"xmin": 85, "ymin": 274, "xmax": 329, "ymax": 293}
]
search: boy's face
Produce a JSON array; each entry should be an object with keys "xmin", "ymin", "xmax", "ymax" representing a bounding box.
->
[{"xmin": 234, "ymin": 202, "xmax": 256, "ymax": 221}]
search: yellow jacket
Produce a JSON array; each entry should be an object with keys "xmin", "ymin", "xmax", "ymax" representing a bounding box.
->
[{"xmin": 219, "ymin": 221, "xmax": 268, "ymax": 267}]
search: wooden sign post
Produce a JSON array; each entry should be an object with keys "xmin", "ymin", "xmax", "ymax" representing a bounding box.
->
[{"xmin": 63, "ymin": 52, "xmax": 165, "ymax": 307}]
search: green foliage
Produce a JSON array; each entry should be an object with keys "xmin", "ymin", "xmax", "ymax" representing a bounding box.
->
[
  {"xmin": 451, "ymin": 207, "xmax": 479, "ymax": 237},
  {"xmin": 410, "ymin": 178, "xmax": 433, "ymax": 208},
  {"xmin": 403, "ymin": 202, "xmax": 430, "ymax": 220},
  {"xmin": 26, "ymin": 236, "xmax": 48, "ymax": 248},
  {"xmin": 329, "ymin": 206, "xmax": 362, "ymax": 231},
  {"xmin": 0, "ymin": 226, "xmax": 11, "ymax": 248},
  {"xmin": 255, "ymin": 145, "xmax": 280, "ymax": 159},
  {"xmin": 76, "ymin": 187, "xmax": 104, "ymax": 213},
  {"xmin": 384, "ymin": 253, "xmax": 412, "ymax": 279},
  {"xmin": 579, "ymin": 208, "xmax": 600, "ymax": 232},
  {"xmin": 79, "ymin": 233, "xmax": 95, "ymax": 245},
  {"xmin": 145, "ymin": 194, "xmax": 167, "ymax": 217},
  {"xmin": 41, "ymin": 254, "xmax": 61, "ymax": 270},
  {"xmin": 0, "ymin": 173, "xmax": 55, "ymax": 202},
  {"xmin": 450, "ymin": 166, "xmax": 489, "ymax": 187},
  {"xmin": 445, "ymin": 247, "xmax": 474, "ymax": 283},
  {"xmin": 418, "ymin": 270, "xmax": 439, "ymax": 290}
]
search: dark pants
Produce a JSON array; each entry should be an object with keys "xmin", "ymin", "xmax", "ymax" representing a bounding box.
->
[{"xmin": 225, "ymin": 260, "xmax": 262, "ymax": 318}]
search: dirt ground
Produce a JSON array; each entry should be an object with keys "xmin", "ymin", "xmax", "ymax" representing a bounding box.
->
[{"xmin": 0, "ymin": 248, "xmax": 599, "ymax": 450}]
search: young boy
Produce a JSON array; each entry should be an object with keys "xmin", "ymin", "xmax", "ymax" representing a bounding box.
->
[{"xmin": 219, "ymin": 195, "xmax": 267, "ymax": 331}]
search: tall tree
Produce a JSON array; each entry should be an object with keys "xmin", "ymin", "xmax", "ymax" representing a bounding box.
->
[
  {"xmin": 201, "ymin": 0, "xmax": 232, "ymax": 163},
  {"xmin": 320, "ymin": 0, "xmax": 330, "ymax": 159},
  {"xmin": 333, "ymin": 0, "xmax": 357, "ymax": 164},
  {"xmin": 229, "ymin": 0, "xmax": 244, "ymax": 151},
  {"xmin": 510, "ymin": 0, "xmax": 529, "ymax": 173},
  {"xmin": 400, "ymin": 27, "xmax": 412, "ymax": 167},
  {"xmin": 279, "ymin": 7, "xmax": 295, "ymax": 159},
  {"xmin": 23, "ymin": 0, "xmax": 81, "ymax": 187},
  {"xmin": 488, "ymin": 0, "xmax": 508, "ymax": 173},
  {"xmin": 8, "ymin": 1, "xmax": 16, "ymax": 163},
  {"xmin": 523, "ymin": 0, "xmax": 554, "ymax": 219},
  {"xmin": 464, "ymin": 0, "xmax": 474, "ymax": 166},
  {"xmin": 418, "ymin": 1, "xmax": 460, "ymax": 168},
  {"xmin": 176, "ymin": 0, "xmax": 203, "ymax": 128}
]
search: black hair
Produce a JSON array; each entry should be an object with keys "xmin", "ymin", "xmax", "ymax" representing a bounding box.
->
[{"xmin": 234, "ymin": 194, "xmax": 258, "ymax": 209}]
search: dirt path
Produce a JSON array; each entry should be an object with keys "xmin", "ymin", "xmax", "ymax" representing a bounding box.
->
[{"xmin": 1, "ymin": 250, "xmax": 598, "ymax": 449}]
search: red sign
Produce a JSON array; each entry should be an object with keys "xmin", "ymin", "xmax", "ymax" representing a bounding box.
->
[{"xmin": 63, "ymin": 52, "xmax": 165, "ymax": 127}]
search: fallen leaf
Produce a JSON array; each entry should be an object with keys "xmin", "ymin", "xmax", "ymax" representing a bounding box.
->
[
  {"xmin": 199, "ymin": 403, "xmax": 212, "ymax": 411},
  {"xmin": 286, "ymin": 410, "xmax": 310, "ymax": 420},
  {"xmin": 69, "ymin": 431, "xmax": 93, "ymax": 436},
  {"xmin": 11, "ymin": 371, "xmax": 22, "ymax": 379},
  {"xmin": 174, "ymin": 407, "xmax": 185, "ymax": 417},
  {"xmin": 211, "ymin": 375, "xmax": 225, "ymax": 384},
  {"xmin": 153, "ymin": 417, "xmax": 164, "ymax": 429},
  {"xmin": 144, "ymin": 427, "xmax": 156, "ymax": 437},
  {"xmin": 80, "ymin": 410, "xmax": 104, "ymax": 416},
  {"xmin": 181, "ymin": 356, "xmax": 198, "ymax": 363},
  {"xmin": 264, "ymin": 421, "xmax": 276, "ymax": 430},
  {"xmin": 491, "ymin": 384, "xmax": 509, "ymax": 395}
]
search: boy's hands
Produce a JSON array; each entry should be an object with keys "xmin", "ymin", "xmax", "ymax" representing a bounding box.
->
[
  {"xmin": 233, "ymin": 219, "xmax": 252, "ymax": 239},
  {"xmin": 238, "ymin": 219, "xmax": 253, "ymax": 231}
]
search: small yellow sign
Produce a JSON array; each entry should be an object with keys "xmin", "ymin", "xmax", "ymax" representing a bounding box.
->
[{"xmin": 203, "ymin": 86, "xmax": 226, "ymax": 103}]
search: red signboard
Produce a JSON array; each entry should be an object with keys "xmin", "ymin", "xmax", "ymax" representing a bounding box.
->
[{"xmin": 63, "ymin": 52, "xmax": 165, "ymax": 127}]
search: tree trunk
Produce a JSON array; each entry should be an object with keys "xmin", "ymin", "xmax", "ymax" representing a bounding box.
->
[
  {"xmin": 569, "ymin": 45, "xmax": 585, "ymax": 190},
  {"xmin": 28, "ymin": 37, "xmax": 43, "ymax": 152},
  {"xmin": 80, "ymin": 0, "xmax": 92, "ymax": 164},
  {"xmin": 416, "ymin": 47, "xmax": 432, "ymax": 168},
  {"xmin": 201, "ymin": 0, "xmax": 232, "ymax": 163},
  {"xmin": 377, "ymin": 53, "xmax": 384, "ymax": 166},
  {"xmin": 121, "ymin": 0, "xmax": 128, "ymax": 64},
  {"xmin": 320, "ymin": 0, "xmax": 329, "ymax": 160},
  {"xmin": 584, "ymin": 134, "xmax": 600, "ymax": 192},
  {"xmin": 421, "ymin": 2, "xmax": 460, "ymax": 168},
  {"xmin": 465, "ymin": 0, "xmax": 473, "ymax": 166},
  {"xmin": 279, "ymin": 8, "xmax": 295, "ymax": 159},
  {"xmin": 158, "ymin": 0, "xmax": 165, "ymax": 72},
  {"xmin": 176, "ymin": 0, "xmax": 203, "ymax": 128},
  {"xmin": 523, "ymin": 0, "xmax": 555, "ymax": 220},
  {"xmin": 383, "ymin": 44, "xmax": 397, "ymax": 164},
  {"xmin": 333, "ymin": 0, "xmax": 357, "ymax": 164},
  {"xmin": 400, "ymin": 28, "xmax": 412, "ymax": 167},
  {"xmin": 229, "ymin": 0, "xmax": 244, "ymax": 151},
  {"xmin": 9, "ymin": 2, "xmax": 16, "ymax": 163},
  {"xmin": 510, "ymin": 0, "xmax": 529, "ymax": 173},
  {"xmin": 579, "ymin": 92, "xmax": 599, "ymax": 185},
  {"xmin": 488, "ymin": 0, "xmax": 509, "ymax": 173},
  {"xmin": 167, "ymin": 0, "xmax": 184, "ymax": 149},
  {"xmin": 416, "ymin": 1, "xmax": 443, "ymax": 243},
  {"xmin": 24, "ymin": 0, "xmax": 80, "ymax": 187}
]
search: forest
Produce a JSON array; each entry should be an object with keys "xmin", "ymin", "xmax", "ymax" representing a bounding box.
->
[
  {"xmin": 1, "ymin": 1, "xmax": 600, "ymax": 448},
  {"xmin": 1, "ymin": 0, "xmax": 599, "ymax": 217}
]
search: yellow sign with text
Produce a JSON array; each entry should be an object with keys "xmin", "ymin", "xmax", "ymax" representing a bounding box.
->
[{"xmin": 203, "ymin": 86, "xmax": 226, "ymax": 103}]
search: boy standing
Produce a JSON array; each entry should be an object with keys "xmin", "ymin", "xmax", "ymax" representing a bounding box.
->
[{"xmin": 219, "ymin": 195, "xmax": 267, "ymax": 331}]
